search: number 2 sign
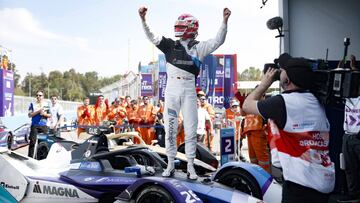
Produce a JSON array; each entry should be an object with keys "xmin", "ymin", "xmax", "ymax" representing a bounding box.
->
[{"xmin": 220, "ymin": 128, "xmax": 235, "ymax": 165}]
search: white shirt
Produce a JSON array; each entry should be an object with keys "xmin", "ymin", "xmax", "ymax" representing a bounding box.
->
[
  {"xmin": 197, "ymin": 108, "xmax": 210, "ymax": 135},
  {"xmin": 48, "ymin": 103, "xmax": 64, "ymax": 128}
]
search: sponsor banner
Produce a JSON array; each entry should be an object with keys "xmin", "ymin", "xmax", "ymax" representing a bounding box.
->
[
  {"xmin": 159, "ymin": 54, "xmax": 237, "ymax": 109},
  {"xmin": 141, "ymin": 73, "xmax": 153, "ymax": 97},
  {"xmin": 158, "ymin": 54, "xmax": 167, "ymax": 72},
  {"xmin": 223, "ymin": 55, "xmax": 236, "ymax": 109},
  {"xmin": 207, "ymin": 91, "xmax": 224, "ymax": 109},
  {"xmin": 0, "ymin": 69, "xmax": 14, "ymax": 117},
  {"xmin": 158, "ymin": 72, "xmax": 167, "ymax": 101},
  {"xmin": 220, "ymin": 128, "xmax": 235, "ymax": 165}
]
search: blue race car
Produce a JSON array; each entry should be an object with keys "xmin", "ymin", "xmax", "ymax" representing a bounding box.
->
[
  {"xmin": 0, "ymin": 123, "xmax": 30, "ymax": 150},
  {"xmin": 0, "ymin": 126, "xmax": 269, "ymax": 203}
]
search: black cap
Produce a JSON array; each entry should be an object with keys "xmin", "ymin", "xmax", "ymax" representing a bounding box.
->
[
  {"xmin": 274, "ymin": 53, "xmax": 292, "ymax": 68},
  {"xmin": 283, "ymin": 57, "xmax": 314, "ymax": 89}
]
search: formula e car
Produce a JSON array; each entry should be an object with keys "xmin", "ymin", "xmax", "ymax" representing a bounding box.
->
[
  {"xmin": 0, "ymin": 123, "xmax": 30, "ymax": 150},
  {"xmin": 106, "ymin": 131, "xmax": 218, "ymax": 175},
  {"xmin": 0, "ymin": 126, "xmax": 266, "ymax": 203}
]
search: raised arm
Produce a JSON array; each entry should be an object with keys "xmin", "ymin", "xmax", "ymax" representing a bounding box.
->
[
  {"xmin": 196, "ymin": 8, "xmax": 231, "ymax": 60},
  {"xmin": 138, "ymin": 6, "xmax": 162, "ymax": 45}
]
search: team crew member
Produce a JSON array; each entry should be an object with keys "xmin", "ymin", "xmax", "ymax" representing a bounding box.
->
[
  {"xmin": 126, "ymin": 99, "xmax": 141, "ymax": 141},
  {"xmin": 139, "ymin": 6, "xmax": 231, "ymax": 179},
  {"xmin": 198, "ymin": 91, "xmax": 216, "ymax": 151},
  {"xmin": 108, "ymin": 98, "xmax": 127, "ymax": 133},
  {"xmin": 28, "ymin": 90, "xmax": 51, "ymax": 158},
  {"xmin": 223, "ymin": 100, "xmax": 245, "ymax": 161},
  {"xmin": 94, "ymin": 95, "xmax": 110, "ymax": 126},
  {"xmin": 197, "ymin": 98, "xmax": 211, "ymax": 143},
  {"xmin": 242, "ymin": 112, "xmax": 270, "ymax": 172},
  {"xmin": 77, "ymin": 97, "xmax": 94, "ymax": 137},
  {"xmin": 138, "ymin": 96, "xmax": 156, "ymax": 144},
  {"xmin": 342, "ymin": 55, "xmax": 360, "ymax": 201},
  {"xmin": 243, "ymin": 55, "xmax": 335, "ymax": 202},
  {"xmin": 48, "ymin": 95, "xmax": 64, "ymax": 135}
]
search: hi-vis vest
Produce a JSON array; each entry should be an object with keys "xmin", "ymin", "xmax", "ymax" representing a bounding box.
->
[
  {"xmin": 242, "ymin": 114, "xmax": 264, "ymax": 134},
  {"xmin": 224, "ymin": 109, "xmax": 242, "ymax": 140},
  {"xmin": 268, "ymin": 92, "xmax": 335, "ymax": 193}
]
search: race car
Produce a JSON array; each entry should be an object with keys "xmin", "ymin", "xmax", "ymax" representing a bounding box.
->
[
  {"xmin": 0, "ymin": 123, "xmax": 30, "ymax": 150},
  {"xmin": 0, "ymin": 126, "xmax": 265, "ymax": 203},
  {"xmin": 106, "ymin": 131, "xmax": 218, "ymax": 175}
]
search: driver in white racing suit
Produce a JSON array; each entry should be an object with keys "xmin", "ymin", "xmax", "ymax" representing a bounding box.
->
[{"xmin": 139, "ymin": 6, "xmax": 231, "ymax": 179}]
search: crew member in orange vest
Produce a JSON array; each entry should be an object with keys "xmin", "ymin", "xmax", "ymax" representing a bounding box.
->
[
  {"xmin": 241, "ymin": 95, "xmax": 270, "ymax": 172},
  {"xmin": 138, "ymin": 96, "xmax": 156, "ymax": 144},
  {"xmin": 126, "ymin": 99, "xmax": 141, "ymax": 143},
  {"xmin": 197, "ymin": 91, "xmax": 216, "ymax": 151},
  {"xmin": 108, "ymin": 97, "xmax": 127, "ymax": 133},
  {"xmin": 223, "ymin": 99, "xmax": 246, "ymax": 161},
  {"xmin": 94, "ymin": 95, "xmax": 110, "ymax": 126},
  {"xmin": 77, "ymin": 97, "xmax": 94, "ymax": 137}
]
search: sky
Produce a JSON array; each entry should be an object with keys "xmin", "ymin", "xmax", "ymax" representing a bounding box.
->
[{"xmin": 0, "ymin": 0, "xmax": 279, "ymax": 79}]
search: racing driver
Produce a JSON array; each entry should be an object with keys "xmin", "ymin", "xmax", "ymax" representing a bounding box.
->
[{"xmin": 138, "ymin": 6, "xmax": 231, "ymax": 179}]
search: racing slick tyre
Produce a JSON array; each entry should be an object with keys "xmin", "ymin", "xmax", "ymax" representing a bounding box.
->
[
  {"xmin": 7, "ymin": 133, "xmax": 13, "ymax": 149},
  {"xmin": 135, "ymin": 185, "xmax": 175, "ymax": 203},
  {"xmin": 36, "ymin": 142, "xmax": 49, "ymax": 160},
  {"xmin": 216, "ymin": 168, "xmax": 263, "ymax": 200}
]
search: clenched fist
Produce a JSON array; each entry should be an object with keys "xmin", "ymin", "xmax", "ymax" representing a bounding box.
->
[{"xmin": 138, "ymin": 6, "xmax": 148, "ymax": 22}]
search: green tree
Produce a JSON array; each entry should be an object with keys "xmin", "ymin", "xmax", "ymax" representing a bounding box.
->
[{"xmin": 239, "ymin": 67, "xmax": 262, "ymax": 81}]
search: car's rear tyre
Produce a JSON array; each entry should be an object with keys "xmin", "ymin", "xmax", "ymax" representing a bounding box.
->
[
  {"xmin": 216, "ymin": 168, "xmax": 263, "ymax": 199},
  {"xmin": 36, "ymin": 142, "xmax": 49, "ymax": 160},
  {"xmin": 135, "ymin": 185, "xmax": 175, "ymax": 203}
]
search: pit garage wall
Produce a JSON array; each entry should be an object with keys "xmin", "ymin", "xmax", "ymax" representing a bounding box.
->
[{"xmin": 280, "ymin": 0, "xmax": 360, "ymax": 60}]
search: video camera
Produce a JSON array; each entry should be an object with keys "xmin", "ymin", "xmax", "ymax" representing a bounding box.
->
[
  {"xmin": 263, "ymin": 38, "xmax": 360, "ymax": 105},
  {"xmin": 311, "ymin": 38, "xmax": 360, "ymax": 105}
]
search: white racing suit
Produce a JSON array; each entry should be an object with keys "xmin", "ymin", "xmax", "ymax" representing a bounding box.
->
[{"xmin": 142, "ymin": 21, "xmax": 227, "ymax": 177}]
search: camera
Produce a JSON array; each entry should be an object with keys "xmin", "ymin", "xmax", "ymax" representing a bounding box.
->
[
  {"xmin": 263, "ymin": 63, "xmax": 281, "ymax": 81},
  {"xmin": 312, "ymin": 62, "xmax": 360, "ymax": 104},
  {"xmin": 311, "ymin": 38, "xmax": 360, "ymax": 105}
]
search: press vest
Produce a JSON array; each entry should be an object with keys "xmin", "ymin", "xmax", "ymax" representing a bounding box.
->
[{"xmin": 268, "ymin": 92, "xmax": 335, "ymax": 193}]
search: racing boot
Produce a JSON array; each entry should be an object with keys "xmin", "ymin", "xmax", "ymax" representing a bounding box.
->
[
  {"xmin": 187, "ymin": 158, "xmax": 198, "ymax": 180},
  {"xmin": 162, "ymin": 157, "xmax": 175, "ymax": 177}
]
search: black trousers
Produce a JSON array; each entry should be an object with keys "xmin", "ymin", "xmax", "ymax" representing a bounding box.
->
[
  {"xmin": 342, "ymin": 134, "xmax": 360, "ymax": 199},
  {"xmin": 282, "ymin": 181, "xmax": 329, "ymax": 203},
  {"xmin": 28, "ymin": 125, "xmax": 48, "ymax": 158}
]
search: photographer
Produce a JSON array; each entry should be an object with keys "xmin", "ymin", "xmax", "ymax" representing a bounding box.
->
[
  {"xmin": 342, "ymin": 54, "xmax": 360, "ymax": 201},
  {"xmin": 28, "ymin": 90, "xmax": 51, "ymax": 158},
  {"xmin": 243, "ymin": 54, "xmax": 335, "ymax": 203}
]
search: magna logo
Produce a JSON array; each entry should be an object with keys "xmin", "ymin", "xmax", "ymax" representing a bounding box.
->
[{"xmin": 33, "ymin": 182, "xmax": 79, "ymax": 198}]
